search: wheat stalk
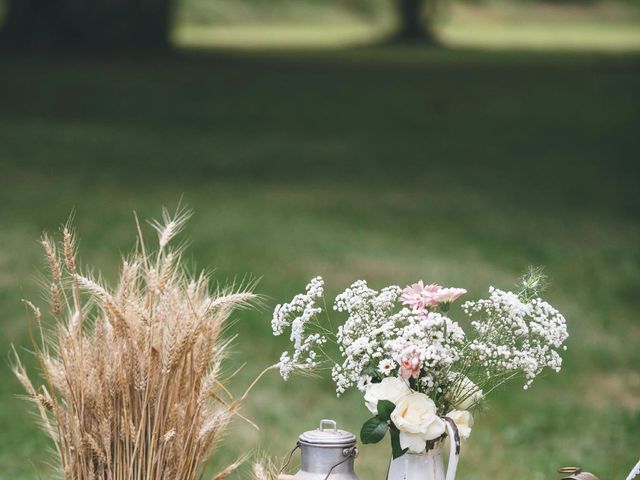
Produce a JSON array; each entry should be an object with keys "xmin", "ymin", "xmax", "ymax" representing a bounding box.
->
[{"xmin": 13, "ymin": 208, "xmax": 258, "ymax": 480}]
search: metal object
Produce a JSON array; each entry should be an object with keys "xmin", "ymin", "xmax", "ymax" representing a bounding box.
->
[
  {"xmin": 386, "ymin": 417, "xmax": 460, "ymax": 480},
  {"xmin": 558, "ymin": 466, "xmax": 600, "ymax": 480},
  {"xmin": 280, "ymin": 419, "xmax": 360, "ymax": 480},
  {"xmin": 627, "ymin": 458, "xmax": 640, "ymax": 480}
]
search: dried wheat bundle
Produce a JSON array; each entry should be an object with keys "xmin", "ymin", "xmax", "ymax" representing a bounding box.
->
[
  {"xmin": 252, "ymin": 456, "xmax": 285, "ymax": 480},
  {"xmin": 14, "ymin": 208, "xmax": 256, "ymax": 480}
]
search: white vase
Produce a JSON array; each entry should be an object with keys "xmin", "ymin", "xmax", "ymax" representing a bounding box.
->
[{"xmin": 387, "ymin": 420, "xmax": 459, "ymax": 480}]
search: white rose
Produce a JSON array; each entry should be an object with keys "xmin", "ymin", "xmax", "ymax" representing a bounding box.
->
[
  {"xmin": 445, "ymin": 410, "xmax": 473, "ymax": 439},
  {"xmin": 364, "ymin": 377, "xmax": 411, "ymax": 414},
  {"xmin": 446, "ymin": 373, "xmax": 483, "ymax": 410},
  {"xmin": 390, "ymin": 392, "xmax": 446, "ymax": 453}
]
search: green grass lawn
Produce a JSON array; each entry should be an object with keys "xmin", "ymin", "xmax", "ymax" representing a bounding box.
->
[
  {"xmin": 0, "ymin": 40, "xmax": 639, "ymax": 479},
  {"xmin": 174, "ymin": 0, "xmax": 640, "ymax": 52}
]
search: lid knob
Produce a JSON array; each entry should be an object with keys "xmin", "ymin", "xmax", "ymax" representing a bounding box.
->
[
  {"xmin": 319, "ymin": 419, "xmax": 337, "ymax": 433},
  {"xmin": 298, "ymin": 419, "xmax": 357, "ymax": 446}
]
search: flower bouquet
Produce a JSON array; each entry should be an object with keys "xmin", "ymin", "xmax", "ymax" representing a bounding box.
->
[{"xmin": 271, "ymin": 270, "xmax": 568, "ymax": 479}]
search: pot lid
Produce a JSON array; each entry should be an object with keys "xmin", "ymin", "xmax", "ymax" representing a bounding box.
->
[{"xmin": 299, "ymin": 419, "xmax": 356, "ymax": 446}]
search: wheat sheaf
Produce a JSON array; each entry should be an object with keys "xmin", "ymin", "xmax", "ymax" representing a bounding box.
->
[{"xmin": 13, "ymin": 207, "xmax": 260, "ymax": 480}]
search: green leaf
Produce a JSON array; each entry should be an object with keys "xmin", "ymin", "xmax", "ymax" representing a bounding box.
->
[
  {"xmin": 390, "ymin": 426, "xmax": 408, "ymax": 459},
  {"xmin": 376, "ymin": 400, "xmax": 396, "ymax": 421},
  {"xmin": 409, "ymin": 377, "xmax": 417, "ymax": 390},
  {"xmin": 360, "ymin": 416, "xmax": 388, "ymax": 444}
]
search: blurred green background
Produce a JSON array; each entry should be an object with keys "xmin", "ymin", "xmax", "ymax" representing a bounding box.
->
[{"xmin": 0, "ymin": 0, "xmax": 639, "ymax": 478}]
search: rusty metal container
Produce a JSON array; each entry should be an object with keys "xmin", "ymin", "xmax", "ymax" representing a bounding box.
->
[{"xmin": 558, "ymin": 466, "xmax": 599, "ymax": 480}]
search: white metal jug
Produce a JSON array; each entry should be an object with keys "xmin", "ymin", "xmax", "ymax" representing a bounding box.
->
[
  {"xmin": 387, "ymin": 418, "xmax": 460, "ymax": 480},
  {"xmin": 282, "ymin": 419, "xmax": 360, "ymax": 480}
]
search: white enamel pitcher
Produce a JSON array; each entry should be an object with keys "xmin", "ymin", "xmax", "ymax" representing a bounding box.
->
[{"xmin": 387, "ymin": 417, "xmax": 460, "ymax": 480}]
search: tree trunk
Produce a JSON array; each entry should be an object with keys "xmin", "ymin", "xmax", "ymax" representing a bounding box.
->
[
  {"xmin": 0, "ymin": 0, "xmax": 61, "ymax": 50},
  {"xmin": 0, "ymin": 0, "xmax": 174, "ymax": 52},
  {"xmin": 393, "ymin": 0, "xmax": 439, "ymax": 45}
]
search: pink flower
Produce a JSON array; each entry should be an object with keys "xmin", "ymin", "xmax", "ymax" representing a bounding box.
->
[
  {"xmin": 431, "ymin": 287, "xmax": 467, "ymax": 304},
  {"xmin": 400, "ymin": 281, "xmax": 442, "ymax": 310},
  {"xmin": 401, "ymin": 281, "xmax": 467, "ymax": 311},
  {"xmin": 399, "ymin": 350, "xmax": 422, "ymax": 380}
]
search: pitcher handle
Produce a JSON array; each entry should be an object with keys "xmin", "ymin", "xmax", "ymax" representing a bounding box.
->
[{"xmin": 441, "ymin": 417, "xmax": 460, "ymax": 480}]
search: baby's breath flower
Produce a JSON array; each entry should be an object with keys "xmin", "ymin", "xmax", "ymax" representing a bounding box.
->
[
  {"xmin": 462, "ymin": 286, "xmax": 568, "ymax": 388},
  {"xmin": 272, "ymin": 273, "xmax": 568, "ymax": 410},
  {"xmin": 272, "ymin": 277, "xmax": 326, "ymax": 378}
]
